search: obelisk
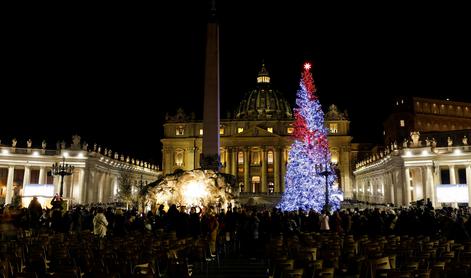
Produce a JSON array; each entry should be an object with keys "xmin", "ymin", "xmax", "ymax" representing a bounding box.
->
[{"xmin": 201, "ymin": 0, "xmax": 220, "ymax": 171}]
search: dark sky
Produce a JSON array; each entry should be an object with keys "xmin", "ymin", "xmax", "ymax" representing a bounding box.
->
[{"xmin": 3, "ymin": 2, "xmax": 471, "ymax": 166}]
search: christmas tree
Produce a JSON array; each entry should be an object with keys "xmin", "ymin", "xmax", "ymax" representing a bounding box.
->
[{"xmin": 277, "ymin": 63, "xmax": 341, "ymax": 212}]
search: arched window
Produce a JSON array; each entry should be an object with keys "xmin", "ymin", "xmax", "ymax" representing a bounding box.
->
[
  {"xmin": 251, "ymin": 150, "xmax": 260, "ymax": 165},
  {"xmin": 238, "ymin": 151, "xmax": 244, "ymax": 164},
  {"xmin": 267, "ymin": 151, "xmax": 274, "ymax": 164}
]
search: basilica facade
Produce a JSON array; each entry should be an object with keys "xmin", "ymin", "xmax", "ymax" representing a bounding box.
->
[
  {"xmin": 161, "ymin": 65, "xmax": 357, "ymax": 199},
  {"xmin": 0, "ymin": 135, "xmax": 161, "ymax": 208}
]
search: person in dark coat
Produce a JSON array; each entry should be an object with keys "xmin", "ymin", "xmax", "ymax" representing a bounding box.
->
[{"xmin": 28, "ymin": 196, "xmax": 43, "ymax": 235}]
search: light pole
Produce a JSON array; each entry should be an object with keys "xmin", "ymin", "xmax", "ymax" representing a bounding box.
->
[
  {"xmin": 51, "ymin": 157, "xmax": 74, "ymax": 199},
  {"xmin": 315, "ymin": 159, "xmax": 336, "ymax": 212}
]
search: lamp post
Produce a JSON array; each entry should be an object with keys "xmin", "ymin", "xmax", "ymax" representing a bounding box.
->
[
  {"xmin": 51, "ymin": 157, "xmax": 74, "ymax": 199},
  {"xmin": 315, "ymin": 160, "xmax": 336, "ymax": 212}
]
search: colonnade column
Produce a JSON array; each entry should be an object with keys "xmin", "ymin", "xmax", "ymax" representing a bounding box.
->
[
  {"xmin": 426, "ymin": 166, "xmax": 436, "ymax": 208},
  {"xmin": 466, "ymin": 165, "xmax": 471, "ymax": 207},
  {"xmin": 274, "ymin": 147, "xmax": 281, "ymax": 193},
  {"xmin": 449, "ymin": 165, "xmax": 458, "ymax": 208},
  {"xmin": 23, "ymin": 166, "xmax": 31, "ymax": 188},
  {"xmin": 77, "ymin": 168, "xmax": 85, "ymax": 204},
  {"xmin": 404, "ymin": 167, "xmax": 411, "ymax": 206},
  {"xmin": 244, "ymin": 148, "xmax": 250, "ymax": 192},
  {"xmin": 389, "ymin": 172, "xmax": 395, "ymax": 204},
  {"xmin": 39, "ymin": 167, "xmax": 46, "ymax": 184},
  {"xmin": 261, "ymin": 147, "xmax": 267, "ymax": 193},
  {"xmin": 5, "ymin": 166, "xmax": 15, "ymax": 204},
  {"xmin": 449, "ymin": 165, "xmax": 456, "ymax": 184}
]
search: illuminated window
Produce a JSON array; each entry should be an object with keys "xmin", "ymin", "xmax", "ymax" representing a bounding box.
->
[
  {"xmin": 329, "ymin": 123, "xmax": 338, "ymax": 133},
  {"xmin": 176, "ymin": 126, "xmax": 185, "ymax": 135},
  {"xmin": 257, "ymin": 76, "xmax": 270, "ymax": 83},
  {"xmin": 238, "ymin": 151, "xmax": 244, "ymax": 164},
  {"xmin": 287, "ymin": 127, "xmax": 294, "ymax": 134},
  {"xmin": 199, "ymin": 129, "xmax": 203, "ymax": 135},
  {"xmin": 267, "ymin": 151, "xmax": 274, "ymax": 164},
  {"xmin": 238, "ymin": 127, "xmax": 244, "ymax": 133},
  {"xmin": 400, "ymin": 120, "xmax": 405, "ymax": 127},
  {"xmin": 251, "ymin": 151, "xmax": 260, "ymax": 165},
  {"xmin": 174, "ymin": 149, "xmax": 184, "ymax": 166},
  {"xmin": 267, "ymin": 127, "xmax": 273, "ymax": 133},
  {"xmin": 220, "ymin": 128, "xmax": 225, "ymax": 135}
]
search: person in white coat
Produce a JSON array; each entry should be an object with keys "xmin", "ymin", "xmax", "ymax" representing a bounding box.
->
[
  {"xmin": 320, "ymin": 210, "xmax": 330, "ymax": 232},
  {"xmin": 93, "ymin": 207, "xmax": 108, "ymax": 249}
]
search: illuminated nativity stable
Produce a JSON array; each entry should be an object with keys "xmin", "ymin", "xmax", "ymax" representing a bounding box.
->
[{"xmin": 144, "ymin": 169, "xmax": 237, "ymax": 211}]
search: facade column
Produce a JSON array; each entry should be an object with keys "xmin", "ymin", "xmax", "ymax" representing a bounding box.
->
[
  {"xmin": 261, "ymin": 147, "xmax": 267, "ymax": 193},
  {"xmin": 449, "ymin": 165, "xmax": 456, "ymax": 184},
  {"xmin": 187, "ymin": 147, "xmax": 195, "ymax": 171},
  {"xmin": 281, "ymin": 148, "xmax": 287, "ymax": 192},
  {"xmin": 231, "ymin": 148, "xmax": 237, "ymax": 177},
  {"xmin": 404, "ymin": 167, "xmax": 411, "ymax": 206},
  {"xmin": 224, "ymin": 147, "xmax": 230, "ymax": 174},
  {"xmin": 195, "ymin": 145, "xmax": 201, "ymax": 169},
  {"xmin": 5, "ymin": 166, "xmax": 15, "ymax": 204},
  {"xmin": 39, "ymin": 167, "xmax": 46, "ymax": 184},
  {"xmin": 23, "ymin": 166, "xmax": 31, "ymax": 188},
  {"xmin": 244, "ymin": 148, "xmax": 250, "ymax": 192},
  {"xmin": 163, "ymin": 148, "xmax": 171, "ymax": 175},
  {"xmin": 274, "ymin": 147, "xmax": 281, "ymax": 193},
  {"xmin": 467, "ymin": 165, "xmax": 471, "ymax": 207}
]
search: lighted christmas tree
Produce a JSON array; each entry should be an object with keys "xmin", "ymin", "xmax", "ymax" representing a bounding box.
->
[{"xmin": 277, "ymin": 63, "xmax": 341, "ymax": 212}]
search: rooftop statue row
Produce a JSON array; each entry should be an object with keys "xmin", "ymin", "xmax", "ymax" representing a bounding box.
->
[
  {"xmin": 356, "ymin": 131, "xmax": 470, "ymax": 170},
  {"xmin": 164, "ymin": 104, "xmax": 348, "ymax": 123},
  {"xmin": 1, "ymin": 135, "xmax": 160, "ymax": 171}
]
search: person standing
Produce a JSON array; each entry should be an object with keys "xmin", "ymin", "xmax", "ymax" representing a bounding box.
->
[
  {"xmin": 320, "ymin": 210, "xmax": 330, "ymax": 232},
  {"xmin": 93, "ymin": 207, "xmax": 108, "ymax": 249},
  {"xmin": 28, "ymin": 196, "xmax": 42, "ymax": 236}
]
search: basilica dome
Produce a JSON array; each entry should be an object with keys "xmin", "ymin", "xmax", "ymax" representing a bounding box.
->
[{"xmin": 235, "ymin": 64, "xmax": 293, "ymax": 120}]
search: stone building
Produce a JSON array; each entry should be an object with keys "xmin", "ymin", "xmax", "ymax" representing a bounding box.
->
[
  {"xmin": 384, "ymin": 96, "xmax": 471, "ymax": 145},
  {"xmin": 0, "ymin": 135, "xmax": 161, "ymax": 207},
  {"xmin": 354, "ymin": 97, "xmax": 471, "ymax": 207},
  {"xmin": 161, "ymin": 65, "xmax": 357, "ymax": 199}
]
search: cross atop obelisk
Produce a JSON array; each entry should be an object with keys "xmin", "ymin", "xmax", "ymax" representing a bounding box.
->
[{"xmin": 201, "ymin": 0, "xmax": 220, "ymax": 171}]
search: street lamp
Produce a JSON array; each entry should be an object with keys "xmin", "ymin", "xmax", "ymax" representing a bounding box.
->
[
  {"xmin": 51, "ymin": 157, "xmax": 74, "ymax": 199},
  {"xmin": 315, "ymin": 160, "xmax": 336, "ymax": 212}
]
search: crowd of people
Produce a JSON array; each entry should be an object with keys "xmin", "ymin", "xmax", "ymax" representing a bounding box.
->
[
  {"xmin": 3, "ymin": 197, "xmax": 471, "ymax": 249},
  {"xmin": 2, "ymin": 198, "xmax": 471, "ymax": 276}
]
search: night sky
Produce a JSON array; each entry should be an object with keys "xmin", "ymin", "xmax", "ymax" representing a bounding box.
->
[{"xmin": 3, "ymin": 2, "xmax": 470, "ymax": 166}]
